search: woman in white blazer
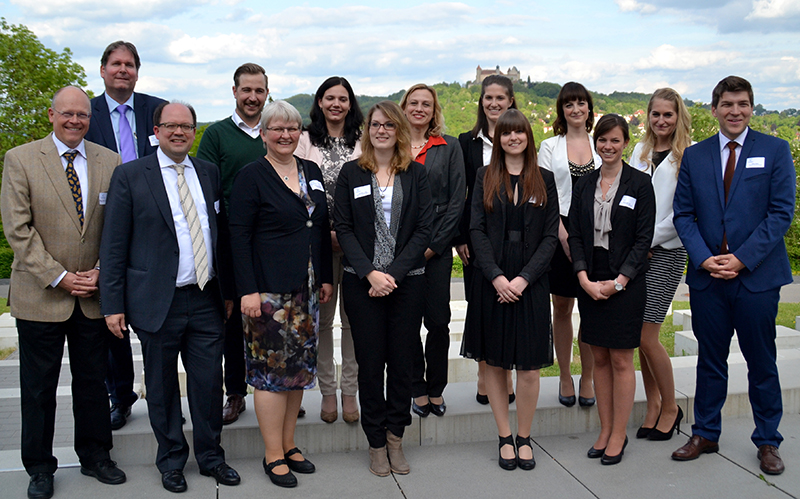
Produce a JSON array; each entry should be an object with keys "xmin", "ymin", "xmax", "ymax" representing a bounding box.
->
[
  {"xmin": 538, "ymin": 82, "xmax": 601, "ymax": 408},
  {"xmin": 628, "ymin": 88, "xmax": 692, "ymax": 441}
]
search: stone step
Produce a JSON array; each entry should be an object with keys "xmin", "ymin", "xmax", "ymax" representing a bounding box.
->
[
  {"xmin": 675, "ymin": 325, "xmax": 800, "ymax": 356},
  {"xmin": 4, "ymin": 353, "xmax": 794, "ymax": 469}
]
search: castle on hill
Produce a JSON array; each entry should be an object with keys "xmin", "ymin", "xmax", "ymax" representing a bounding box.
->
[{"xmin": 470, "ymin": 65, "xmax": 521, "ymax": 86}]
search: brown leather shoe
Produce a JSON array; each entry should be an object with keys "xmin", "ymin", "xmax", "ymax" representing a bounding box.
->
[
  {"xmin": 757, "ymin": 445, "xmax": 784, "ymax": 475},
  {"xmin": 671, "ymin": 435, "xmax": 719, "ymax": 461},
  {"xmin": 222, "ymin": 394, "xmax": 245, "ymax": 425}
]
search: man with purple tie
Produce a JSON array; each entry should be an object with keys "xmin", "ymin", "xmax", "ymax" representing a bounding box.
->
[{"xmin": 85, "ymin": 40, "xmax": 167, "ymax": 431}]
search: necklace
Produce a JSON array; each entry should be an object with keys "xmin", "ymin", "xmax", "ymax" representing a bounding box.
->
[
  {"xmin": 270, "ymin": 158, "xmax": 295, "ymax": 183},
  {"xmin": 411, "ymin": 139, "xmax": 428, "ymax": 150},
  {"xmin": 377, "ymin": 173, "xmax": 394, "ymax": 199}
]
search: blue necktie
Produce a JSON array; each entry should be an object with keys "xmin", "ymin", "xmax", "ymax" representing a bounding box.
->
[{"xmin": 116, "ymin": 104, "xmax": 136, "ymax": 163}]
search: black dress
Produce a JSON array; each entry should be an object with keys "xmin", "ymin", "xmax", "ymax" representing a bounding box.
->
[{"xmin": 462, "ymin": 175, "xmax": 554, "ymax": 371}]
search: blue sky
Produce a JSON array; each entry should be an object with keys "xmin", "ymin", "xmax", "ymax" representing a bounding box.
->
[{"xmin": 2, "ymin": 0, "xmax": 799, "ymax": 121}]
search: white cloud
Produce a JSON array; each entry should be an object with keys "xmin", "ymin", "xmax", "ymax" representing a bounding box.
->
[
  {"xmin": 746, "ymin": 0, "xmax": 800, "ymax": 19},
  {"xmin": 615, "ymin": 0, "xmax": 657, "ymax": 13},
  {"xmin": 634, "ymin": 44, "xmax": 736, "ymax": 70}
]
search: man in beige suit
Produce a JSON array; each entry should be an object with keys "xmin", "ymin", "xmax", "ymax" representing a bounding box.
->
[{"xmin": 1, "ymin": 86, "xmax": 126, "ymax": 499}]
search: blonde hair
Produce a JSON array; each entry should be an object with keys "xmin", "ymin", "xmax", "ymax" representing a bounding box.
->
[
  {"xmin": 359, "ymin": 101, "xmax": 413, "ymax": 174},
  {"xmin": 639, "ymin": 88, "xmax": 692, "ymax": 176},
  {"xmin": 399, "ymin": 83, "xmax": 445, "ymax": 137}
]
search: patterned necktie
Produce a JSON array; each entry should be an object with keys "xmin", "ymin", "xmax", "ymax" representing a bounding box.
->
[
  {"xmin": 170, "ymin": 164, "xmax": 209, "ymax": 290},
  {"xmin": 116, "ymin": 104, "xmax": 136, "ymax": 163},
  {"xmin": 720, "ymin": 141, "xmax": 737, "ymax": 254},
  {"xmin": 63, "ymin": 151, "xmax": 83, "ymax": 228}
]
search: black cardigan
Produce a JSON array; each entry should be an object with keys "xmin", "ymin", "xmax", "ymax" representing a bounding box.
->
[
  {"xmin": 228, "ymin": 156, "xmax": 333, "ymax": 296},
  {"xmin": 567, "ymin": 163, "xmax": 655, "ymax": 280},
  {"xmin": 333, "ymin": 160, "xmax": 433, "ymax": 284},
  {"xmin": 453, "ymin": 132, "xmax": 484, "ymax": 247},
  {"xmin": 423, "ymin": 135, "xmax": 467, "ymax": 255},
  {"xmin": 470, "ymin": 167, "xmax": 559, "ymax": 284}
]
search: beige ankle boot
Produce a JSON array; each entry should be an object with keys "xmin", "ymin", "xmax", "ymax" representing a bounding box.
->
[
  {"xmin": 386, "ymin": 431, "xmax": 410, "ymax": 474},
  {"xmin": 368, "ymin": 446, "xmax": 390, "ymax": 477}
]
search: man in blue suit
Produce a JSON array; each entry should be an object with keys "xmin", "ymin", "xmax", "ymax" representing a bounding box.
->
[
  {"xmin": 84, "ymin": 41, "xmax": 167, "ymax": 430},
  {"xmin": 672, "ymin": 76, "xmax": 794, "ymax": 475}
]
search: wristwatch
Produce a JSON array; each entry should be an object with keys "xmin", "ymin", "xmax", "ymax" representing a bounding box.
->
[{"xmin": 614, "ymin": 279, "xmax": 625, "ymax": 292}]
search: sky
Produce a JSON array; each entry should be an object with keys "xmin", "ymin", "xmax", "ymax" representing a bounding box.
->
[{"xmin": 2, "ymin": 0, "xmax": 800, "ymax": 122}]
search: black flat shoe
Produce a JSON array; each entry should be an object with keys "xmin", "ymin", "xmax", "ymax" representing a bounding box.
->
[
  {"xmin": 601, "ymin": 436, "xmax": 629, "ymax": 466},
  {"xmin": 476, "ymin": 392, "xmax": 489, "ymax": 405},
  {"xmin": 515, "ymin": 435, "xmax": 536, "ymax": 470},
  {"xmin": 200, "ymin": 462, "xmax": 240, "ymax": 485},
  {"xmin": 27, "ymin": 472, "xmax": 53, "ymax": 499},
  {"xmin": 161, "ymin": 470, "xmax": 187, "ymax": 493},
  {"xmin": 80, "ymin": 458, "xmax": 126, "ymax": 484},
  {"xmin": 558, "ymin": 379, "xmax": 576, "ymax": 407},
  {"xmin": 498, "ymin": 435, "xmax": 517, "ymax": 470},
  {"xmin": 578, "ymin": 379, "xmax": 595, "ymax": 407},
  {"xmin": 429, "ymin": 397, "xmax": 446, "ymax": 417},
  {"xmin": 263, "ymin": 458, "xmax": 297, "ymax": 488},
  {"xmin": 508, "ymin": 393, "xmax": 516, "ymax": 404},
  {"xmin": 587, "ymin": 446, "xmax": 605, "ymax": 459},
  {"xmin": 412, "ymin": 399, "xmax": 431, "ymax": 417},
  {"xmin": 284, "ymin": 448, "xmax": 315, "ymax": 474},
  {"xmin": 648, "ymin": 406, "xmax": 683, "ymax": 441}
]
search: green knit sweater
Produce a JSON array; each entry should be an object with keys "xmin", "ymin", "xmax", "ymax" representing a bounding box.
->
[{"xmin": 196, "ymin": 116, "xmax": 266, "ymax": 212}]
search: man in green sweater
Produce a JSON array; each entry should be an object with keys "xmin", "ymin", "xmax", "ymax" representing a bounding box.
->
[{"xmin": 197, "ymin": 63, "xmax": 268, "ymax": 424}]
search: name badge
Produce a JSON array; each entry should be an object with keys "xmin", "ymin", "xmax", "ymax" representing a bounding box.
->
[
  {"xmin": 746, "ymin": 157, "xmax": 765, "ymax": 168},
  {"xmin": 619, "ymin": 195, "xmax": 637, "ymax": 210},
  {"xmin": 149, "ymin": 134, "xmax": 159, "ymax": 147},
  {"xmin": 309, "ymin": 179, "xmax": 324, "ymax": 192},
  {"xmin": 214, "ymin": 200, "xmax": 220, "ymax": 214},
  {"xmin": 354, "ymin": 185, "xmax": 371, "ymax": 199},
  {"xmin": 99, "ymin": 192, "xmax": 107, "ymax": 205}
]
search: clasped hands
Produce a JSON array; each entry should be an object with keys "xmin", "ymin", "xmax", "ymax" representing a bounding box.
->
[
  {"xmin": 578, "ymin": 272, "xmax": 628, "ymax": 301},
  {"xmin": 240, "ymin": 283, "xmax": 334, "ymax": 318},
  {"xmin": 367, "ymin": 270, "xmax": 397, "ymax": 298},
  {"xmin": 702, "ymin": 254, "xmax": 744, "ymax": 280},
  {"xmin": 492, "ymin": 275, "xmax": 529, "ymax": 303}
]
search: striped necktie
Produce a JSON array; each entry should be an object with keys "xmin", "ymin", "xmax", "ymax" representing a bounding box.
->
[
  {"xmin": 63, "ymin": 150, "xmax": 83, "ymax": 228},
  {"xmin": 170, "ymin": 163, "xmax": 209, "ymax": 289}
]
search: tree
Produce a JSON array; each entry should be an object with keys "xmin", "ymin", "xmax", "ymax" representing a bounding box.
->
[{"xmin": 0, "ymin": 18, "xmax": 87, "ymax": 166}]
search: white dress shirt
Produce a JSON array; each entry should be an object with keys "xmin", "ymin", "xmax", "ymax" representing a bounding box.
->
[
  {"xmin": 104, "ymin": 93, "xmax": 138, "ymax": 158},
  {"xmin": 232, "ymin": 110, "xmax": 261, "ymax": 139},
  {"xmin": 157, "ymin": 148, "xmax": 215, "ymax": 287},
  {"xmin": 719, "ymin": 128, "xmax": 748, "ymax": 176}
]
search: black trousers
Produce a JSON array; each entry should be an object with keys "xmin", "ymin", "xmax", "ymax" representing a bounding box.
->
[
  {"xmin": 223, "ymin": 296, "xmax": 247, "ymax": 396},
  {"xmin": 106, "ymin": 330, "xmax": 138, "ymax": 407},
  {"xmin": 343, "ymin": 272, "xmax": 425, "ymax": 448},
  {"xmin": 17, "ymin": 304, "xmax": 112, "ymax": 475},
  {"xmin": 135, "ymin": 283, "xmax": 226, "ymax": 473},
  {"xmin": 412, "ymin": 252, "xmax": 452, "ymax": 398}
]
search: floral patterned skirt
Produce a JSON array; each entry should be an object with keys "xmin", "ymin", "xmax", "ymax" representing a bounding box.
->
[{"xmin": 243, "ymin": 263, "xmax": 319, "ymax": 392}]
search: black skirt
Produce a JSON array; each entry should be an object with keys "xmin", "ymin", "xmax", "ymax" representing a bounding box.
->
[
  {"xmin": 548, "ymin": 215, "xmax": 579, "ymax": 298},
  {"xmin": 578, "ymin": 248, "xmax": 644, "ymax": 349}
]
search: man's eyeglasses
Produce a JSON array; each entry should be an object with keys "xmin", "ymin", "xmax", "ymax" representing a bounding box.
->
[
  {"xmin": 53, "ymin": 109, "xmax": 91, "ymax": 121},
  {"xmin": 157, "ymin": 123, "xmax": 196, "ymax": 133}
]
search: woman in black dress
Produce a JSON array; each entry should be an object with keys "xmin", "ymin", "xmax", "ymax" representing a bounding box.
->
[
  {"xmin": 462, "ymin": 109, "xmax": 558, "ymax": 471},
  {"xmin": 568, "ymin": 114, "xmax": 655, "ymax": 465}
]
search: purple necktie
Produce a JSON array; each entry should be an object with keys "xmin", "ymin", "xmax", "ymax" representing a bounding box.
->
[{"xmin": 116, "ymin": 104, "xmax": 136, "ymax": 163}]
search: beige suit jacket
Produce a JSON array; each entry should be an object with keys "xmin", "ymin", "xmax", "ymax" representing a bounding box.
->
[{"xmin": 1, "ymin": 133, "xmax": 121, "ymax": 321}]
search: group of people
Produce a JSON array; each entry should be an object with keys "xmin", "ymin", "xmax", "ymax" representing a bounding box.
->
[{"xmin": 1, "ymin": 38, "xmax": 793, "ymax": 499}]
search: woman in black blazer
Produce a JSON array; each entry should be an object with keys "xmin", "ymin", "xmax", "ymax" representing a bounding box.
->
[
  {"xmin": 229, "ymin": 100, "xmax": 333, "ymax": 488},
  {"xmin": 454, "ymin": 74, "xmax": 518, "ymax": 405},
  {"xmin": 462, "ymin": 109, "xmax": 558, "ymax": 471},
  {"xmin": 400, "ymin": 84, "xmax": 466, "ymax": 418},
  {"xmin": 333, "ymin": 101, "xmax": 433, "ymax": 477},
  {"xmin": 567, "ymin": 114, "xmax": 655, "ymax": 466}
]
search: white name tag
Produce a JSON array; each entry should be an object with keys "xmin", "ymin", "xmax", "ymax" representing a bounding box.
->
[
  {"xmin": 619, "ymin": 195, "xmax": 637, "ymax": 210},
  {"xmin": 214, "ymin": 199, "xmax": 220, "ymax": 214},
  {"xmin": 309, "ymin": 179, "xmax": 324, "ymax": 192},
  {"xmin": 354, "ymin": 184, "xmax": 371, "ymax": 199},
  {"xmin": 746, "ymin": 157, "xmax": 765, "ymax": 168},
  {"xmin": 149, "ymin": 134, "xmax": 159, "ymax": 147},
  {"xmin": 99, "ymin": 192, "xmax": 107, "ymax": 205}
]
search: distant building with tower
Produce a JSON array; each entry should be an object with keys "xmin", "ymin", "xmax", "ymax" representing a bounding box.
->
[{"xmin": 470, "ymin": 65, "xmax": 521, "ymax": 86}]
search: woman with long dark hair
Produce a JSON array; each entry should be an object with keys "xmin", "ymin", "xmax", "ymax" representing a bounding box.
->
[
  {"xmin": 462, "ymin": 109, "xmax": 557, "ymax": 470},
  {"xmin": 455, "ymin": 75, "xmax": 518, "ymax": 405},
  {"xmin": 333, "ymin": 101, "xmax": 432, "ymax": 477},
  {"xmin": 296, "ymin": 76, "xmax": 363, "ymax": 424}
]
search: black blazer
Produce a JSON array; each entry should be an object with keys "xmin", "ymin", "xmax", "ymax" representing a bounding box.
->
[
  {"xmin": 453, "ymin": 132, "xmax": 484, "ymax": 247},
  {"xmin": 470, "ymin": 167, "xmax": 559, "ymax": 284},
  {"xmin": 85, "ymin": 92, "xmax": 167, "ymax": 160},
  {"xmin": 423, "ymin": 135, "xmax": 466, "ymax": 255},
  {"xmin": 333, "ymin": 160, "xmax": 433, "ymax": 284},
  {"xmin": 100, "ymin": 153, "xmax": 232, "ymax": 332},
  {"xmin": 228, "ymin": 156, "xmax": 333, "ymax": 296},
  {"xmin": 567, "ymin": 163, "xmax": 655, "ymax": 280}
]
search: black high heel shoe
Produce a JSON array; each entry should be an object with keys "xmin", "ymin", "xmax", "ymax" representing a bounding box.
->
[
  {"xmin": 515, "ymin": 435, "xmax": 536, "ymax": 470},
  {"xmin": 587, "ymin": 445, "xmax": 605, "ymax": 459},
  {"xmin": 558, "ymin": 379, "xmax": 576, "ymax": 407},
  {"xmin": 578, "ymin": 379, "xmax": 595, "ymax": 407},
  {"xmin": 601, "ymin": 436, "xmax": 628, "ymax": 466},
  {"xmin": 476, "ymin": 392, "xmax": 489, "ymax": 405},
  {"xmin": 498, "ymin": 435, "xmax": 517, "ymax": 470},
  {"xmin": 647, "ymin": 406, "xmax": 683, "ymax": 441},
  {"xmin": 637, "ymin": 411, "xmax": 660, "ymax": 439}
]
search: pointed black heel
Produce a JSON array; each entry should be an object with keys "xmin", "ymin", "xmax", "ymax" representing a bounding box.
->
[{"xmin": 647, "ymin": 406, "xmax": 683, "ymax": 441}]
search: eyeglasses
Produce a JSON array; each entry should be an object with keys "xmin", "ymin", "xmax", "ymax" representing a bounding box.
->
[
  {"xmin": 157, "ymin": 123, "xmax": 196, "ymax": 133},
  {"xmin": 53, "ymin": 109, "xmax": 91, "ymax": 121},
  {"xmin": 265, "ymin": 126, "xmax": 301, "ymax": 135},
  {"xmin": 369, "ymin": 121, "xmax": 396, "ymax": 131}
]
